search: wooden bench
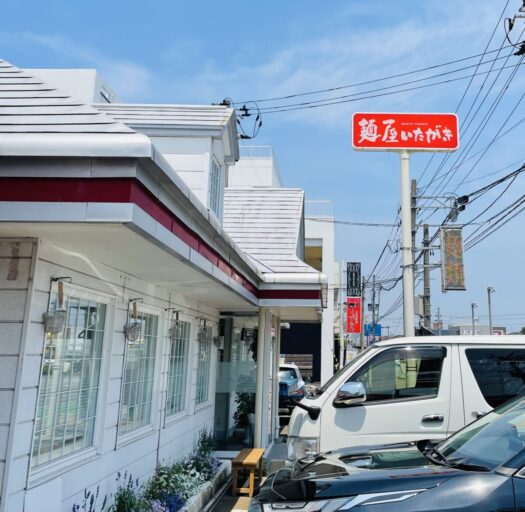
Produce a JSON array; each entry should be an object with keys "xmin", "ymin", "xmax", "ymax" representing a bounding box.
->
[{"xmin": 231, "ymin": 448, "xmax": 265, "ymax": 497}]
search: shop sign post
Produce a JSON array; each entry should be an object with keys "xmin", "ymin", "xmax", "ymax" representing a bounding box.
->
[{"xmin": 352, "ymin": 112, "xmax": 459, "ymax": 337}]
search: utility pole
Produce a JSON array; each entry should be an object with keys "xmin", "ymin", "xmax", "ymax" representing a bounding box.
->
[
  {"xmin": 339, "ymin": 270, "xmax": 345, "ymax": 369},
  {"xmin": 359, "ymin": 276, "xmax": 365, "ymax": 350},
  {"xmin": 411, "ymin": 179, "xmax": 417, "ymax": 269},
  {"xmin": 400, "ymin": 151, "xmax": 415, "ymax": 337},
  {"xmin": 471, "ymin": 303, "xmax": 478, "ymax": 336},
  {"xmin": 487, "ymin": 286, "xmax": 495, "ymax": 335},
  {"xmin": 423, "ymin": 224, "xmax": 431, "ymax": 329},
  {"xmin": 371, "ymin": 275, "xmax": 376, "ymax": 343},
  {"xmin": 436, "ymin": 307, "xmax": 442, "ymax": 335}
]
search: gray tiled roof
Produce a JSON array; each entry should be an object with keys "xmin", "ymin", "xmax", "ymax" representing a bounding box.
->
[
  {"xmin": 0, "ymin": 58, "xmax": 150, "ymax": 156},
  {"xmin": 224, "ymin": 188, "xmax": 318, "ymax": 275},
  {"xmin": 95, "ymin": 103, "xmax": 235, "ymax": 129}
]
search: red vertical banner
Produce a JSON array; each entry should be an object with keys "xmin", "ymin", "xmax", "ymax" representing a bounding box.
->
[{"xmin": 347, "ymin": 297, "xmax": 362, "ymax": 333}]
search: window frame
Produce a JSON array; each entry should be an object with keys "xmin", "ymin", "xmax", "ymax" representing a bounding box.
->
[
  {"xmin": 165, "ymin": 316, "xmax": 193, "ymax": 422},
  {"xmin": 29, "ymin": 282, "xmax": 115, "ymax": 485},
  {"xmin": 195, "ymin": 324, "xmax": 214, "ymax": 409},
  {"xmin": 208, "ymin": 156, "xmax": 222, "ymax": 218},
  {"xmin": 117, "ymin": 303, "xmax": 163, "ymax": 443},
  {"xmin": 340, "ymin": 345, "xmax": 448, "ymax": 407}
]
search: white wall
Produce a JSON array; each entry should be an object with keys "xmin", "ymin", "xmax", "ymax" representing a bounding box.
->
[
  {"xmin": 1, "ymin": 239, "xmax": 219, "ymax": 512},
  {"xmin": 0, "ymin": 240, "xmax": 37, "ymax": 512},
  {"xmin": 26, "ymin": 69, "xmax": 118, "ymax": 104},
  {"xmin": 151, "ymin": 136, "xmax": 226, "ymax": 222},
  {"xmin": 305, "ymin": 218, "xmax": 335, "ymax": 384},
  {"xmin": 228, "ymin": 157, "xmax": 283, "ymax": 188}
]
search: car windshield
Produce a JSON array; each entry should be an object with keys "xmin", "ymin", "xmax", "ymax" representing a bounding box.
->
[
  {"xmin": 438, "ymin": 396, "xmax": 525, "ymax": 469},
  {"xmin": 279, "ymin": 369, "xmax": 297, "ymax": 379}
]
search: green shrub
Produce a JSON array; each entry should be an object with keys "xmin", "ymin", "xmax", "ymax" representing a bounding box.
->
[{"xmin": 111, "ymin": 472, "xmax": 149, "ymax": 512}]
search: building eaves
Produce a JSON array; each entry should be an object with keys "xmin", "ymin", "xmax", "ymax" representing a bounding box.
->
[
  {"xmin": 224, "ymin": 187, "xmax": 324, "ymax": 284},
  {"xmin": 95, "ymin": 103, "xmax": 239, "ymax": 163}
]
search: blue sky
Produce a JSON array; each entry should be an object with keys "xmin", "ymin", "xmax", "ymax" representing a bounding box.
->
[{"xmin": 3, "ymin": 0, "xmax": 525, "ymax": 333}]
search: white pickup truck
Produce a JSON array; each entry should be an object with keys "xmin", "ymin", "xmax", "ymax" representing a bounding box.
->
[{"xmin": 287, "ymin": 335, "xmax": 525, "ymax": 461}]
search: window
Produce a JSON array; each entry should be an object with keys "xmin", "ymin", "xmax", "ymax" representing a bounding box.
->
[
  {"xmin": 32, "ymin": 293, "xmax": 106, "ymax": 467},
  {"xmin": 466, "ymin": 349, "xmax": 525, "ymax": 408},
  {"xmin": 279, "ymin": 368, "xmax": 298, "ymax": 380},
  {"xmin": 166, "ymin": 321, "xmax": 191, "ymax": 416},
  {"xmin": 208, "ymin": 158, "xmax": 222, "ymax": 217},
  {"xmin": 196, "ymin": 327, "xmax": 212, "ymax": 405},
  {"xmin": 119, "ymin": 312, "xmax": 158, "ymax": 435},
  {"xmin": 351, "ymin": 347, "xmax": 446, "ymax": 402}
]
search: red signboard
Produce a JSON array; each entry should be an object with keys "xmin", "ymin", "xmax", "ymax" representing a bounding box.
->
[
  {"xmin": 352, "ymin": 112, "xmax": 459, "ymax": 152},
  {"xmin": 346, "ymin": 297, "xmax": 361, "ymax": 334}
]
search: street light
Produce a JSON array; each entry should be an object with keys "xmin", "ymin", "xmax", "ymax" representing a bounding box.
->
[
  {"xmin": 471, "ymin": 303, "xmax": 478, "ymax": 336},
  {"xmin": 487, "ymin": 286, "xmax": 496, "ymax": 335}
]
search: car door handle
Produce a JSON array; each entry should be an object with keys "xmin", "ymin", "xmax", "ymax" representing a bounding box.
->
[
  {"xmin": 473, "ymin": 411, "xmax": 487, "ymax": 419},
  {"xmin": 422, "ymin": 414, "xmax": 444, "ymax": 423}
]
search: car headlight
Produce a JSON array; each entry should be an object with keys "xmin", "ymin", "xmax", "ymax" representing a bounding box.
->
[
  {"xmin": 260, "ymin": 489, "xmax": 426, "ymax": 510},
  {"xmin": 287, "ymin": 436, "xmax": 319, "ymax": 462}
]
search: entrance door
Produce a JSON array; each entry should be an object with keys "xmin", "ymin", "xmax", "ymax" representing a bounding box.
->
[{"xmin": 320, "ymin": 345, "xmax": 452, "ymax": 451}]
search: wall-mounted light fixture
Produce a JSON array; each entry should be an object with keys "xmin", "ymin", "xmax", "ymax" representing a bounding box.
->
[
  {"xmin": 166, "ymin": 309, "xmax": 182, "ymax": 341},
  {"xmin": 197, "ymin": 317, "xmax": 208, "ymax": 342},
  {"xmin": 213, "ymin": 335, "xmax": 224, "ymax": 349},
  {"xmin": 124, "ymin": 298, "xmax": 143, "ymax": 342},
  {"xmin": 43, "ymin": 277, "xmax": 71, "ymax": 334}
]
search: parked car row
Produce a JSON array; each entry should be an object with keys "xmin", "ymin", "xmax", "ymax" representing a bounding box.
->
[{"xmin": 251, "ymin": 335, "xmax": 525, "ymax": 511}]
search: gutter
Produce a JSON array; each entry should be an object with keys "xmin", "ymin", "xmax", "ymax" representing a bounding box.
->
[{"xmin": 260, "ymin": 272, "xmax": 328, "ymax": 285}]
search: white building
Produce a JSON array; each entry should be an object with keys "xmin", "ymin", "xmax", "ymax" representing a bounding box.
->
[
  {"xmin": 228, "ymin": 147, "xmax": 337, "ymax": 384},
  {"xmin": 0, "ymin": 61, "xmax": 325, "ymax": 511}
]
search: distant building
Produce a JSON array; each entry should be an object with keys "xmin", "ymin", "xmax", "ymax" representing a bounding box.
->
[
  {"xmin": 228, "ymin": 147, "xmax": 336, "ymax": 384},
  {"xmin": 431, "ymin": 325, "xmax": 507, "ymax": 336}
]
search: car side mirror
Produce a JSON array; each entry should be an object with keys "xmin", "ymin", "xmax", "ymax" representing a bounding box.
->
[{"xmin": 333, "ymin": 381, "xmax": 366, "ymax": 408}]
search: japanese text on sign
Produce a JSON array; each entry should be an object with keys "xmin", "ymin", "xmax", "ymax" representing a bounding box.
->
[
  {"xmin": 352, "ymin": 113, "xmax": 459, "ymax": 152},
  {"xmin": 347, "ymin": 262, "xmax": 361, "ymax": 297},
  {"xmin": 346, "ymin": 297, "xmax": 362, "ymax": 334},
  {"xmin": 441, "ymin": 227, "xmax": 466, "ymax": 291}
]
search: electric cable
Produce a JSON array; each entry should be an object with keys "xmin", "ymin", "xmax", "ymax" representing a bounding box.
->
[
  {"xmin": 250, "ymin": 54, "xmax": 513, "ymax": 113},
  {"xmin": 237, "ymin": 43, "xmax": 517, "ymax": 104}
]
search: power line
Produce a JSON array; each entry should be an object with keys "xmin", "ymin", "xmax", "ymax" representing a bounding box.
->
[
  {"xmin": 420, "ymin": 36, "xmax": 525, "ymax": 203},
  {"xmin": 240, "ymin": 62, "xmax": 525, "ymax": 115},
  {"xmin": 307, "ymin": 217, "xmax": 486, "ymax": 227},
  {"xmin": 237, "ymin": 44, "xmax": 517, "ymax": 104},
  {"xmin": 251, "ymin": 54, "xmax": 513, "ymax": 113},
  {"xmin": 418, "ymin": 35, "xmax": 516, "ymax": 200},
  {"xmin": 417, "ymin": 49, "xmax": 525, "ymax": 226}
]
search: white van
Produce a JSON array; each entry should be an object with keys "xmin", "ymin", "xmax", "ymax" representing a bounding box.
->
[{"xmin": 287, "ymin": 335, "xmax": 525, "ymax": 461}]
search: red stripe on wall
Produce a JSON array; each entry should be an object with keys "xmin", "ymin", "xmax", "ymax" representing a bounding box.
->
[
  {"xmin": 0, "ymin": 177, "xmax": 320, "ymax": 302},
  {"xmin": 258, "ymin": 289, "xmax": 321, "ymax": 300}
]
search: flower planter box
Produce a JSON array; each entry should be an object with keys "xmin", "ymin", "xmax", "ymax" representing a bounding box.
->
[{"xmin": 181, "ymin": 460, "xmax": 230, "ymax": 512}]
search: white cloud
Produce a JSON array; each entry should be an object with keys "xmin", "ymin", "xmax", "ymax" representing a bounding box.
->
[
  {"xmin": 153, "ymin": 0, "xmax": 514, "ymax": 130},
  {"xmin": 2, "ymin": 31, "xmax": 153, "ymax": 101}
]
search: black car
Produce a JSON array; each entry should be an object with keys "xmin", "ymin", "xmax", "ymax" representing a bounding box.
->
[{"xmin": 250, "ymin": 395, "xmax": 525, "ymax": 511}]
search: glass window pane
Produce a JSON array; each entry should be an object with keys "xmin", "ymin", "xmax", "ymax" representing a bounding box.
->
[
  {"xmin": 466, "ymin": 349, "xmax": 525, "ymax": 408},
  {"xmin": 166, "ymin": 321, "xmax": 190, "ymax": 416},
  {"xmin": 196, "ymin": 327, "xmax": 212, "ymax": 405},
  {"xmin": 352, "ymin": 347, "xmax": 445, "ymax": 402},
  {"xmin": 31, "ymin": 294, "xmax": 106, "ymax": 468},
  {"xmin": 118, "ymin": 311, "xmax": 158, "ymax": 435}
]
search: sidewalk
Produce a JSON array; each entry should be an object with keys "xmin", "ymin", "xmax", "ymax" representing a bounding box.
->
[
  {"xmin": 213, "ymin": 494, "xmax": 252, "ymax": 512},
  {"xmin": 212, "ymin": 439, "xmax": 287, "ymax": 511}
]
